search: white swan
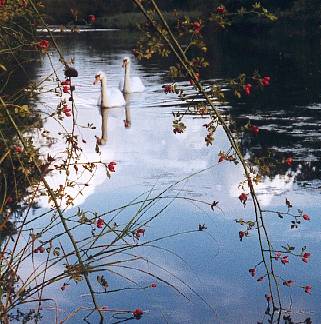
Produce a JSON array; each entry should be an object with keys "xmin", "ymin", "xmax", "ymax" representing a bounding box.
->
[
  {"xmin": 119, "ymin": 57, "xmax": 145, "ymax": 93},
  {"xmin": 94, "ymin": 71, "xmax": 126, "ymax": 107}
]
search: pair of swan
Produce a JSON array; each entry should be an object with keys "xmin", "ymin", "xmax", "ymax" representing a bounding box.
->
[{"xmin": 94, "ymin": 57, "xmax": 145, "ymax": 108}]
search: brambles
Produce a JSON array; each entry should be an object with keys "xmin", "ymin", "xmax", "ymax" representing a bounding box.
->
[
  {"xmin": 1, "ymin": 0, "xmax": 317, "ymax": 322},
  {"xmin": 131, "ymin": 0, "xmax": 316, "ymax": 317},
  {"xmin": 2, "ymin": 2, "xmax": 213, "ymax": 322}
]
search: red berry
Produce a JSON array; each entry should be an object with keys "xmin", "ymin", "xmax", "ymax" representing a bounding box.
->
[
  {"xmin": 239, "ymin": 193, "xmax": 248, "ymax": 204},
  {"xmin": 63, "ymin": 86, "xmax": 70, "ymax": 93},
  {"xmin": 262, "ymin": 76, "xmax": 271, "ymax": 87},
  {"xmin": 107, "ymin": 161, "xmax": 117, "ymax": 172},
  {"xmin": 218, "ymin": 156, "xmax": 225, "ymax": 163},
  {"xmin": 285, "ymin": 157, "xmax": 293, "ymax": 166},
  {"xmin": 132, "ymin": 308, "xmax": 144, "ymax": 318},
  {"xmin": 135, "ymin": 228, "xmax": 145, "ymax": 239},
  {"xmin": 6, "ymin": 196, "xmax": 13, "ymax": 204},
  {"xmin": 244, "ymin": 83, "xmax": 252, "ymax": 96},
  {"xmin": 302, "ymin": 252, "xmax": 311, "ymax": 263},
  {"xmin": 163, "ymin": 84, "xmax": 174, "ymax": 94},
  {"xmin": 249, "ymin": 125, "xmax": 259, "ymax": 135},
  {"xmin": 37, "ymin": 40, "xmax": 49, "ymax": 51},
  {"xmin": 239, "ymin": 231, "xmax": 245, "ymax": 241},
  {"xmin": 303, "ymin": 214, "xmax": 310, "ymax": 221},
  {"xmin": 88, "ymin": 15, "xmax": 96, "ymax": 23},
  {"xmin": 97, "ymin": 218, "xmax": 104, "ymax": 229},
  {"xmin": 63, "ymin": 105, "xmax": 71, "ymax": 114},
  {"xmin": 14, "ymin": 146, "xmax": 23, "ymax": 153},
  {"xmin": 34, "ymin": 246, "xmax": 45, "ymax": 253},
  {"xmin": 193, "ymin": 21, "xmax": 202, "ymax": 34},
  {"xmin": 216, "ymin": 5, "xmax": 225, "ymax": 14},
  {"xmin": 274, "ymin": 252, "xmax": 282, "ymax": 260},
  {"xmin": 304, "ymin": 285, "xmax": 312, "ymax": 294}
]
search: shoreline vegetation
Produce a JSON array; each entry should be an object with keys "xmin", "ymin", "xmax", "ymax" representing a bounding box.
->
[
  {"xmin": 41, "ymin": 11, "xmax": 201, "ymax": 30},
  {"xmin": 41, "ymin": 1, "xmax": 320, "ymax": 31},
  {"xmin": 42, "ymin": 13, "xmax": 320, "ymax": 35},
  {"xmin": 96, "ymin": 11, "xmax": 200, "ymax": 29}
]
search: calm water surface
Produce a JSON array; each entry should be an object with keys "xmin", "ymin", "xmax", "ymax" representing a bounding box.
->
[{"xmin": 27, "ymin": 30, "xmax": 321, "ymax": 323}]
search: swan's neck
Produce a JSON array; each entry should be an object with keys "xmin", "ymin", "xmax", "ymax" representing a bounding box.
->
[
  {"xmin": 101, "ymin": 78, "xmax": 111, "ymax": 108},
  {"xmin": 123, "ymin": 65, "xmax": 131, "ymax": 93}
]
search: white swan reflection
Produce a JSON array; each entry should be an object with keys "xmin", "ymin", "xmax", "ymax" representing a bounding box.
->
[{"xmin": 96, "ymin": 93, "xmax": 132, "ymax": 145}]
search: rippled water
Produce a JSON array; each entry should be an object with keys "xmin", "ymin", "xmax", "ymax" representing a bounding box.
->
[{"xmin": 27, "ymin": 30, "xmax": 321, "ymax": 323}]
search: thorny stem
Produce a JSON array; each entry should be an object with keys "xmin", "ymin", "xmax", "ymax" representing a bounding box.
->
[
  {"xmin": 28, "ymin": 0, "xmax": 67, "ymax": 67},
  {"xmin": 2, "ymin": 104, "xmax": 104, "ymax": 322},
  {"xmin": 133, "ymin": 0, "xmax": 281, "ymax": 309}
]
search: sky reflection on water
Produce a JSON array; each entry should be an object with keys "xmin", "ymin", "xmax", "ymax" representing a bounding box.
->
[{"xmin": 28, "ymin": 31, "xmax": 321, "ymax": 323}]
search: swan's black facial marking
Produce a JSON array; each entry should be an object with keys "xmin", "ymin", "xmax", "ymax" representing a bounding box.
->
[
  {"xmin": 93, "ymin": 74, "xmax": 101, "ymax": 85},
  {"xmin": 122, "ymin": 58, "xmax": 130, "ymax": 68}
]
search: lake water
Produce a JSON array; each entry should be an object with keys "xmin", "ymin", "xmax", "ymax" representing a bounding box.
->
[{"xmin": 23, "ymin": 30, "xmax": 321, "ymax": 323}]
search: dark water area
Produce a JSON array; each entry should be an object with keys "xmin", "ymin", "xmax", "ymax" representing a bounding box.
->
[
  {"xmin": 12, "ymin": 28, "xmax": 321, "ymax": 323},
  {"xmin": 209, "ymin": 31, "xmax": 321, "ymax": 105},
  {"xmin": 205, "ymin": 26, "xmax": 321, "ymax": 185}
]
